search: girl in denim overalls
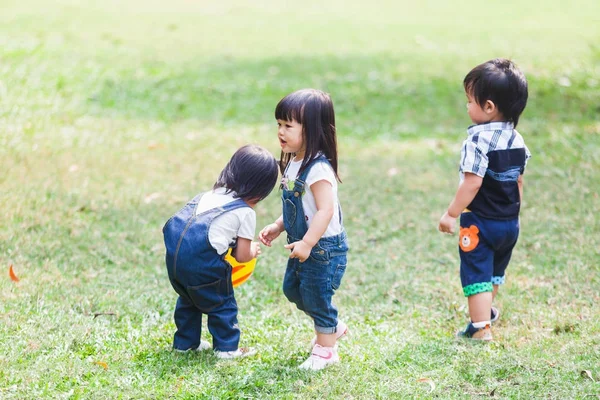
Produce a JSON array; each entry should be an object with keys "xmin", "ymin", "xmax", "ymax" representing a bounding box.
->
[
  {"xmin": 259, "ymin": 89, "xmax": 349, "ymax": 370},
  {"xmin": 163, "ymin": 145, "xmax": 278, "ymax": 358}
]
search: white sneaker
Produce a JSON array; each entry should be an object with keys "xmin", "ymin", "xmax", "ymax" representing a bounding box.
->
[
  {"xmin": 215, "ymin": 347, "xmax": 257, "ymax": 359},
  {"xmin": 299, "ymin": 344, "xmax": 339, "ymax": 371},
  {"xmin": 310, "ymin": 321, "xmax": 348, "ymax": 347},
  {"xmin": 173, "ymin": 340, "xmax": 212, "ymax": 353}
]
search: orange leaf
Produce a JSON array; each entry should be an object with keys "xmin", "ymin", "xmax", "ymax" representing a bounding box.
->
[
  {"xmin": 94, "ymin": 361, "xmax": 108, "ymax": 370},
  {"xmin": 9, "ymin": 264, "xmax": 19, "ymax": 282}
]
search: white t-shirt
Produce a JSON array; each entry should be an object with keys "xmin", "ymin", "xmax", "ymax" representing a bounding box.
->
[
  {"xmin": 195, "ymin": 188, "xmax": 256, "ymax": 255},
  {"xmin": 283, "ymin": 157, "xmax": 343, "ymax": 237}
]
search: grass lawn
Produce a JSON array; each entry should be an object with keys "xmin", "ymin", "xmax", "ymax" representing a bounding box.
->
[{"xmin": 1, "ymin": 0, "xmax": 599, "ymax": 398}]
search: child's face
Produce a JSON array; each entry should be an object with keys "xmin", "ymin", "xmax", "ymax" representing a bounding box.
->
[
  {"xmin": 277, "ymin": 119, "xmax": 304, "ymax": 158},
  {"xmin": 466, "ymin": 92, "xmax": 493, "ymax": 125}
]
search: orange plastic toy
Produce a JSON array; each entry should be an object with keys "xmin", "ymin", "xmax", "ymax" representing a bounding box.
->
[{"xmin": 224, "ymin": 249, "xmax": 257, "ymax": 287}]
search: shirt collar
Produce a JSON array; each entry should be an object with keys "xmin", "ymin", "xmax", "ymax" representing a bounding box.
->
[{"xmin": 467, "ymin": 121, "xmax": 514, "ymax": 136}]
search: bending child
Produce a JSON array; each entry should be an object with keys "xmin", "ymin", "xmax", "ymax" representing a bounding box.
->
[
  {"xmin": 438, "ymin": 58, "xmax": 530, "ymax": 341},
  {"xmin": 163, "ymin": 145, "xmax": 278, "ymax": 357},
  {"xmin": 259, "ymin": 89, "xmax": 349, "ymax": 370}
]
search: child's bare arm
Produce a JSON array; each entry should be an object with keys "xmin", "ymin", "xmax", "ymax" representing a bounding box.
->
[
  {"xmin": 258, "ymin": 215, "xmax": 284, "ymax": 247},
  {"xmin": 232, "ymin": 237, "xmax": 260, "ymax": 263},
  {"xmin": 439, "ymin": 173, "xmax": 483, "ymax": 234},
  {"xmin": 285, "ymin": 180, "xmax": 333, "ymax": 262},
  {"xmin": 302, "ymin": 180, "xmax": 334, "ymax": 247},
  {"xmin": 447, "ymin": 173, "xmax": 483, "ymax": 217}
]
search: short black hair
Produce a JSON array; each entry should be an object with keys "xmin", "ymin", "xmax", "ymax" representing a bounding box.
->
[
  {"xmin": 214, "ymin": 144, "xmax": 279, "ymax": 202},
  {"xmin": 464, "ymin": 58, "xmax": 528, "ymax": 127},
  {"xmin": 275, "ymin": 88, "xmax": 340, "ymax": 182}
]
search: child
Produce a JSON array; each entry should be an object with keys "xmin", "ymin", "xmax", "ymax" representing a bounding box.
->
[
  {"xmin": 259, "ymin": 89, "xmax": 349, "ymax": 370},
  {"xmin": 163, "ymin": 144, "xmax": 279, "ymax": 357},
  {"xmin": 438, "ymin": 58, "xmax": 530, "ymax": 341}
]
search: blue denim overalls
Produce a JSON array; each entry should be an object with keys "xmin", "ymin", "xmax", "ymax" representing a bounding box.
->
[
  {"xmin": 282, "ymin": 156, "xmax": 349, "ymax": 334},
  {"xmin": 163, "ymin": 193, "xmax": 249, "ymax": 351}
]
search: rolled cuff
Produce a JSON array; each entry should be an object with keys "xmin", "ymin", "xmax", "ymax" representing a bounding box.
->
[{"xmin": 463, "ymin": 281, "xmax": 493, "ymax": 297}]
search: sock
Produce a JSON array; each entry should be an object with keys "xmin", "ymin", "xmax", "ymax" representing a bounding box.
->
[{"xmin": 472, "ymin": 320, "xmax": 491, "ymax": 329}]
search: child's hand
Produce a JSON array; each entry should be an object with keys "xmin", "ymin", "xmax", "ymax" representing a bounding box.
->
[
  {"xmin": 251, "ymin": 241, "xmax": 261, "ymax": 258},
  {"xmin": 438, "ymin": 211, "xmax": 457, "ymax": 234},
  {"xmin": 259, "ymin": 223, "xmax": 282, "ymax": 247},
  {"xmin": 284, "ymin": 240, "xmax": 312, "ymax": 263}
]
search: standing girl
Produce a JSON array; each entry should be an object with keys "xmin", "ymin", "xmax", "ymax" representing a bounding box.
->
[
  {"xmin": 164, "ymin": 144, "xmax": 278, "ymax": 358},
  {"xmin": 259, "ymin": 89, "xmax": 349, "ymax": 370}
]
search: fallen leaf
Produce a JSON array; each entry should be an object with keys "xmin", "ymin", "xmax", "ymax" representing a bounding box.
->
[
  {"xmin": 9, "ymin": 265, "xmax": 19, "ymax": 282},
  {"xmin": 94, "ymin": 361, "xmax": 108, "ymax": 370},
  {"xmin": 417, "ymin": 378, "xmax": 435, "ymax": 392},
  {"xmin": 581, "ymin": 370, "xmax": 595, "ymax": 381}
]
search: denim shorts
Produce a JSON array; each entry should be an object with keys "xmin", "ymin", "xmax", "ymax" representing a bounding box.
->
[
  {"xmin": 459, "ymin": 211, "xmax": 519, "ymax": 297},
  {"xmin": 283, "ymin": 232, "xmax": 349, "ymax": 334}
]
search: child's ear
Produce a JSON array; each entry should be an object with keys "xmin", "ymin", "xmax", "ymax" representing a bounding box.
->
[{"xmin": 484, "ymin": 100, "xmax": 497, "ymax": 114}]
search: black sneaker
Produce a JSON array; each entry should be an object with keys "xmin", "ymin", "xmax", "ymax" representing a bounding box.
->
[{"xmin": 456, "ymin": 322, "xmax": 492, "ymax": 341}]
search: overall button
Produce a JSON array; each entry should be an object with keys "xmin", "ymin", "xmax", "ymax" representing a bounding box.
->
[
  {"xmin": 319, "ymin": 250, "xmax": 325, "ymax": 254},
  {"xmin": 294, "ymin": 192, "xmax": 300, "ymax": 197}
]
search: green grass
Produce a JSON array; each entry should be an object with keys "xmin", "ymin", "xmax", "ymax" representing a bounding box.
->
[{"xmin": 1, "ymin": 0, "xmax": 599, "ymax": 398}]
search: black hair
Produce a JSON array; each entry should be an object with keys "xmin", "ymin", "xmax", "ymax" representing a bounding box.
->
[
  {"xmin": 463, "ymin": 58, "xmax": 528, "ymax": 127},
  {"xmin": 275, "ymin": 88, "xmax": 340, "ymax": 181},
  {"xmin": 214, "ymin": 144, "xmax": 279, "ymax": 202}
]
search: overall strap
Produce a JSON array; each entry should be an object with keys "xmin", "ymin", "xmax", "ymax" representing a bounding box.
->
[
  {"xmin": 293, "ymin": 155, "xmax": 329, "ymax": 192},
  {"xmin": 219, "ymin": 197, "xmax": 250, "ymax": 212},
  {"xmin": 189, "ymin": 192, "xmax": 205, "ymax": 206},
  {"xmin": 298, "ymin": 155, "xmax": 328, "ymax": 181},
  {"xmin": 292, "ymin": 155, "xmax": 343, "ymax": 226},
  {"xmin": 195, "ymin": 196, "xmax": 249, "ymax": 219}
]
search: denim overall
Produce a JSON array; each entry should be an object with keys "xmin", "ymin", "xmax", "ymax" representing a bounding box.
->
[
  {"xmin": 282, "ymin": 156, "xmax": 349, "ymax": 334},
  {"xmin": 163, "ymin": 194, "xmax": 249, "ymax": 351}
]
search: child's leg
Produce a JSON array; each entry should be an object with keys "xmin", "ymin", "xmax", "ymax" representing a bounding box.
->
[
  {"xmin": 206, "ymin": 295, "xmax": 240, "ymax": 352},
  {"xmin": 297, "ymin": 248, "xmax": 347, "ymax": 370},
  {"xmin": 468, "ymin": 292, "xmax": 493, "ymax": 323},
  {"xmin": 282, "ymin": 258, "xmax": 306, "ymax": 311},
  {"xmin": 315, "ymin": 332, "xmax": 337, "ymax": 347},
  {"xmin": 492, "ymin": 284, "xmax": 499, "ymax": 300},
  {"xmin": 460, "ymin": 240, "xmax": 494, "ymax": 322},
  {"xmin": 173, "ymin": 296, "xmax": 204, "ymax": 350},
  {"xmin": 300, "ymin": 254, "xmax": 346, "ymax": 346},
  {"xmin": 459, "ymin": 213, "xmax": 494, "ymax": 328},
  {"xmin": 491, "ymin": 217, "xmax": 519, "ymax": 307},
  {"xmin": 180, "ymin": 268, "xmax": 241, "ymax": 352}
]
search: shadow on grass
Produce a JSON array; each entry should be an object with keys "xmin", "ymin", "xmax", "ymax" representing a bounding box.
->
[{"xmin": 85, "ymin": 54, "xmax": 600, "ymax": 138}]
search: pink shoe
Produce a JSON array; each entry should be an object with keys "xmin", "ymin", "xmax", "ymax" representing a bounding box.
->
[
  {"xmin": 299, "ymin": 344, "xmax": 339, "ymax": 370},
  {"xmin": 310, "ymin": 321, "xmax": 348, "ymax": 347}
]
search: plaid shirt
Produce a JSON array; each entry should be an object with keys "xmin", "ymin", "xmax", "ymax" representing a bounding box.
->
[{"xmin": 459, "ymin": 121, "xmax": 531, "ymax": 219}]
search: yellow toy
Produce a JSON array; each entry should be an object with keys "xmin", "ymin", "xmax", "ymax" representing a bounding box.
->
[{"xmin": 224, "ymin": 248, "xmax": 257, "ymax": 287}]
